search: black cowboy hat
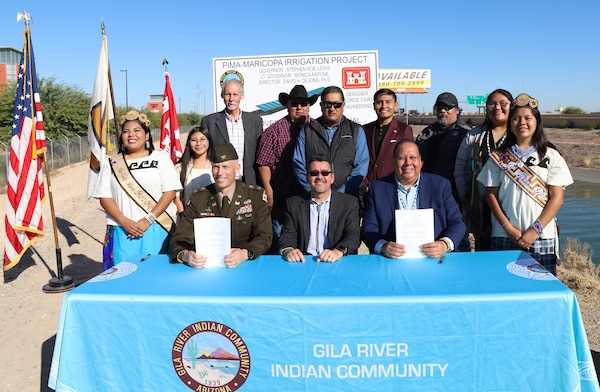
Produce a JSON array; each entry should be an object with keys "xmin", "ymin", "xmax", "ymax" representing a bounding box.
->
[{"xmin": 278, "ymin": 85, "xmax": 319, "ymax": 106}]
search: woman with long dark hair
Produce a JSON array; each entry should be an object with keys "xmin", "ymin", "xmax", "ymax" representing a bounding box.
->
[
  {"xmin": 454, "ymin": 89, "xmax": 515, "ymax": 250},
  {"xmin": 477, "ymin": 93, "xmax": 573, "ymax": 274},
  {"xmin": 174, "ymin": 126, "xmax": 215, "ymax": 213},
  {"xmin": 93, "ymin": 110, "xmax": 181, "ymax": 269}
]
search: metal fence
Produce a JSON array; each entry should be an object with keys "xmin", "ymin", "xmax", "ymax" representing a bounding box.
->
[{"xmin": 0, "ymin": 126, "xmax": 194, "ymax": 188}]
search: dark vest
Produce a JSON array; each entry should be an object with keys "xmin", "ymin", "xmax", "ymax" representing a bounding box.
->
[{"xmin": 304, "ymin": 116, "xmax": 359, "ymax": 190}]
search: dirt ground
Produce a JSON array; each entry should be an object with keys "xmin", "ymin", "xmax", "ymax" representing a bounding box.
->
[{"xmin": 1, "ymin": 129, "xmax": 599, "ymax": 391}]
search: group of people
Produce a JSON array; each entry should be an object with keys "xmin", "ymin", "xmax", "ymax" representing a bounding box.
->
[{"xmin": 93, "ymin": 80, "xmax": 572, "ymax": 275}]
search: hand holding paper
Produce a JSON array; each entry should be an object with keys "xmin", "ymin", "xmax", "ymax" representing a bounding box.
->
[
  {"xmin": 193, "ymin": 217, "xmax": 231, "ymax": 267},
  {"xmin": 394, "ymin": 208, "xmax": 434, "ymax": 258}
]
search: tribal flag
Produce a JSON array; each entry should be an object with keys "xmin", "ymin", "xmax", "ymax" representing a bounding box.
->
[
  {"xmin": 160, "ymin": 72, "xmax": 183, "ymax": 163},
  {"xmin": 86, "ymin": 32, "xmax": 114, "ymax": 199},
  {"xmin": 4, "ymin": 28, "xmax": 47, "ymax": 271}
]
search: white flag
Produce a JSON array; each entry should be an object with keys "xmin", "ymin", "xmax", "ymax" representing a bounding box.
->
[{"xmin": 86, "ymin": 33, "xmax": 114, "ymax": 200}]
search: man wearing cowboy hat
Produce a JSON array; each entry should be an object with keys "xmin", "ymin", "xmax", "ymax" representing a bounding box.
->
[{"xmin": 256, "ymin": 85, "xmax": 318, "ymax": 243}]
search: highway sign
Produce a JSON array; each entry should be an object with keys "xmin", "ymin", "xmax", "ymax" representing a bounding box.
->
[{"xmin": 467, "ymin": 95, "xmax": 487, "ymax": 105}]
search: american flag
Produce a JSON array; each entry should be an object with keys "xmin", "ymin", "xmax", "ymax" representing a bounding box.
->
[
  {"xmin": 160, "ymin": 72, "xmax": 183, "ymax": 163},
  {"xmin": 4, "ymin": 28, "xmax": 47, "ymax": 271}
]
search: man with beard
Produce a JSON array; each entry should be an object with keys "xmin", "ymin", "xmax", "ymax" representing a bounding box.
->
[
  {"xmin": 416, "ymin": 92, "xmax": 471, "ymax": 203},
  {"xmin": 416, "ymin": 92, "xmax": 471, "ymax": 251},
  {"xmin": 279, "ymin": 155, "xmax": 360, "ymax": 263},
  {"xmin": 201, "ymin": 78, "xmax": 263, "ymax": 185}
]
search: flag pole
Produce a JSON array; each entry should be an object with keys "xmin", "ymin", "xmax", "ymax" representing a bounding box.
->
[
  {"xmin": 42, "ymin": 157, "xmax": 77, "ymax": 292},
  {"xmin": 103, "ymin": 20, "xmax": 119, "ymax": 134},
  {"xmin": 17, "ymin": 12, "xmax": 79, "ymax": 292}
]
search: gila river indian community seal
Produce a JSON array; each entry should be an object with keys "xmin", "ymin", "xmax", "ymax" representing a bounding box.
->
[{"xmin": 172, "ymin": 321, "xmax": 250, "ymax": 391}]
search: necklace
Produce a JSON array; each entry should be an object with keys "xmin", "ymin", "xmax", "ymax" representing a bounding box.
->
[
  {"xmin": 397, "ymin": 183, "xmax": 419, "ymax": 210},
  {"xmin": 510, "ymin": 144, "xmax": 536, "ymax": 161}
]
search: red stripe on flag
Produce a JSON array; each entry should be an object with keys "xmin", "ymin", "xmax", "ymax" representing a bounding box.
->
[{"xmin": 4, "ymin": 28, "xmax": 46, "ymax": 271}]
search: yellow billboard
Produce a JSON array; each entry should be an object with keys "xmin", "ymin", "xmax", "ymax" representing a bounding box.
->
[{"xmin": 378, "ymin": 69, "xmax": 431, "ymax": 93}]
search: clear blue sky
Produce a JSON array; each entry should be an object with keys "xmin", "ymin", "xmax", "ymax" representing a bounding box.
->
[{"xmin": 1, "ymin": 0, "xmax": 599, "ymax": 115}]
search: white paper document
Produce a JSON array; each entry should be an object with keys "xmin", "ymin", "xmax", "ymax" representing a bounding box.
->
[
  {"xmin": 193, "ymin": 217, "xmax": 231, "ymax": 267},
  {"xmin": 395, "ymin": 208, "xmax": 434, "ymax": 258}
]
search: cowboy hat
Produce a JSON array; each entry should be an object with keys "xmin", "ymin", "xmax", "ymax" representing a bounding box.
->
[{"xmin": 278, "ymin": 85, "xmax": 319, "ymax": 106}]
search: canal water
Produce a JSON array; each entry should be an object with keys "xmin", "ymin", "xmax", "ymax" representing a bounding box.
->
[{"xmin": 557, "ymin": 180, "xmax": 600, "ymax": 266}]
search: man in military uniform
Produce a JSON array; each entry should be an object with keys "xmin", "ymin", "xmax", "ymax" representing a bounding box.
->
[{"xmin": 169, "ymin": 143, "xmax": 272, "ymax": 268}]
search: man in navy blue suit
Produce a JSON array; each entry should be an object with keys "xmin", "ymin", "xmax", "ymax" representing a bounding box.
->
[{"xmin": 361, "ymin": 140, "xmax": 466, "ymax": 258}]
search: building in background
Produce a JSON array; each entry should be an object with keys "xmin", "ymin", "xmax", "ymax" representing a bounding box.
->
[
  {"xmin": 147, "ymin": 94, "xmax": 162, "ymax": 112},
  {"xmin": 0, "ymin": 47, "xmax": 22, "ymax": 84}
]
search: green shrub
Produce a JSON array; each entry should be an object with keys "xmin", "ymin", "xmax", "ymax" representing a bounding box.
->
[
  {"xmin": 561, "ymin": 120, "xmax": 574, "ymax": 128},
  {"xmin": 563, "ymin": 106, "xmax": 586, "ymax": 114},
  {"xmin": 588, "ymin": 122, "xmax": 598, "ymax": 130}
]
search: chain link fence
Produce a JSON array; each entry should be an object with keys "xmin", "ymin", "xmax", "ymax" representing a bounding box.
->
[{"xmin": 0, "ymin": 126, "xmax": 194, "ymax": 189}]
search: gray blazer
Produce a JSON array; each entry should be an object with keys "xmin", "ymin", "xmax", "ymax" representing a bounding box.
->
[{"xmin": 201, "ymin": 110, "xmax": 264, "ymax": 185}]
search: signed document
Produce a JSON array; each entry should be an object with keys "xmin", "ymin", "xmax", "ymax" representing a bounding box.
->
[
  {"xmin": 193, "ymin": 217, "xmax": 231, "ymax": 267},
  {"xmin": 395, "ymin": 208, "xmax": 434, "ymax": 258}
]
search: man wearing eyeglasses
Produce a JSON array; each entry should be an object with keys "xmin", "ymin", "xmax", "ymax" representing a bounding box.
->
[
  {"xmin": 415, "ymin": 92, "xmax": 471, "ymax": 251},
  {"xmin": 415, "ymin": 92, "xmax": 471, "ymax": 203},
  {"xmin": 293, "ymin": 86, "xmax": 369, "ymax": 196},
  {"xmin": 279, "ymin": 155, "xmax": 360, "ymax": 263},
  {"xmin": 256, "ymin": 85, "xmax": 318, "ymax": 245}
]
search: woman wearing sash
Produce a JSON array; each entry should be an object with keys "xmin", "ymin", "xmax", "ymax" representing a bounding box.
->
[
  {"xmin": 174, "ymin": 126, "xmax": 215, "ymax": 214},
  {"xmin": 93, "ymin": 111, "xmax": 182, "ymax": 269},
  {"xmin": 477, "ymin": 93, "xmax": 573, "ymax": 275},
  {"xmin": 454, "ymin": 89, "xmax": 514, "ymax": 250}
]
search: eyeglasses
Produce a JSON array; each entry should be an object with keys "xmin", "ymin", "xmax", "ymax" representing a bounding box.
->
[
  {"xmin": 308, "ymin": 170, "xmax": 332, "ymax": 177},
  {"xmin": 486, "ymin": 101, "xmax": 511, "ymax": 109},
  {"xmin": 436, "ymin": 104, "xmax": 455, "ymax": 112},
  {"xmin": 321, "ymin": 102, "xmax": 343, "ymax": 109},
  {"xmin": 289, "ymin": 101, "xmax": 309, "ymax": 107}
]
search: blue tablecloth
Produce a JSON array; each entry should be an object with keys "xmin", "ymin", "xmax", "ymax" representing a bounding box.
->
[{"xmin": 48, "ymin": 251, "xmax": 599, "ymax": 391}]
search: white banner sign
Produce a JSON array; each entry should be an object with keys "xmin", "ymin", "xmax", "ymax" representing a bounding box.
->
[{"xmin": 212, "ymin": 50, "xmax": 379, "ymax": 127}]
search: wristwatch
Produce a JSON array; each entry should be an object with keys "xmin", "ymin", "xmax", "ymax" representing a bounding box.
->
[
  {"xmin": 246, "ymin": 249, "xmax": 256, "ymax": 260},
  {"xmin": 335, "ymin": 246, "xmax": 348, "ymax": 256},
  {"xmin": 440, "ymin": 238, "xmax": 452, "ymax": 252}
]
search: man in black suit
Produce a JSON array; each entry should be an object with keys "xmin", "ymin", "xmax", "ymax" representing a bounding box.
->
[
  {"xmin": 279, "ymin": 155, "xmax": 360, "ymax": 263},
  {"xmin": 201, "ymin": 78, "xmax": 263, "ymax": 185}
]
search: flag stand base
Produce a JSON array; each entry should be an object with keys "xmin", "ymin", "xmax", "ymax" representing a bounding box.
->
[{"xmin": 43, "ymin": 275, "xmax": 78, "ymax": 293}]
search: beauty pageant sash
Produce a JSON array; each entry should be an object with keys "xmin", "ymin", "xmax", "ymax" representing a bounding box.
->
[
  {"xmin": 110, "ymin": 153, "xmax": 174, "ymax": 232},
  {"xmin": 490, "ymin": 149, "xmax": 548, "ymax": 208}
]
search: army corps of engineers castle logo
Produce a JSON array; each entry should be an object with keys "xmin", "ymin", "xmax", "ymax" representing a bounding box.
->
[{"xmin": 172, "ymin": 321, "xmax": 250, "ymax": 391}]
